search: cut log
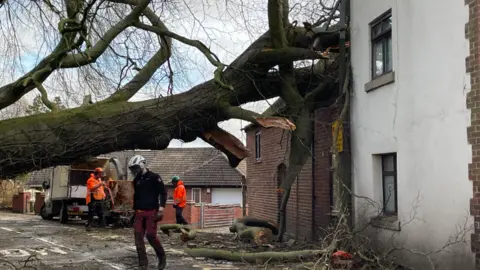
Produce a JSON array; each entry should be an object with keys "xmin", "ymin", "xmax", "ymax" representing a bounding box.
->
[
  {"xmin": 180, "ymin": 228, "xmax": 197, "ymax": 242},
  {"xmin": 159, "ymin": 224, "xmax": 196, "ymax": 241},
  {"xmin": 233, "ymin": 217, "xmax": 279, "ymax": 235},
  {"xmin": 238, "ymin": 226, "xmax": 273, "ymax": 246},
  {"xmin": 184, "ymin": 248, "xmax": 326, "ymax": 264}
]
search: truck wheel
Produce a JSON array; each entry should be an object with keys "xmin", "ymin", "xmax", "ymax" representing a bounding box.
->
[
  {"xmin": 59, "ymin": 202, "xmax": 68, "ymax": 224},
  {"xmin": 40, "ymin": 204, "xmax": 53, "ymax": 220}
]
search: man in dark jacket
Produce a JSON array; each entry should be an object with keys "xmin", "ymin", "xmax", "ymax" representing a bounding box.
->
[{"xmin": 128, "ymin": 155, "xmax": 167, "ymax": 270}]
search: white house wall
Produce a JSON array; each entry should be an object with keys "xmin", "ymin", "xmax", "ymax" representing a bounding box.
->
[
  {"xmin": 211, "ymin": 188, "xmax": 242, "ymax": 205},
  {"xmin": 350, "ymin": 0, "xmax": 473, "ymax": 268}
]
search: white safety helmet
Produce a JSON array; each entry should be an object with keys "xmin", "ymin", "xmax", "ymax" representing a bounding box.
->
[{"xmin": 128, "ymin": 155, "xmax": 146, "ymax": 176}]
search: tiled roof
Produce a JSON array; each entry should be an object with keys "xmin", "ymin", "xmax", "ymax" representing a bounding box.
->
[
  {"xmin": 149, "ymin": 148, "xmax": 244, "ymax": 187},
  {"xmin": 25, "ymin": 168, "xmax": 53, "ymax": 187},
  {"xmin": 25, "ymin": 149, "xmax": 244, "ymax": 187}
]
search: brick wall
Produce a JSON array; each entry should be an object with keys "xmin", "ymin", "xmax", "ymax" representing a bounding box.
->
[
  {"xmin": 245, "ymin": 107, "xmax": 340, "ymax": 240},
  {"xmin": 12, "ymin": 191, "xmax": 30, "ymax": 214},
  {"xmin": 466, "ymin": 0, "xmax": 480, "ymax": 266},
  {"xmin": 166, "ymin": 187, "xmax": 212, "ymax": 203}
]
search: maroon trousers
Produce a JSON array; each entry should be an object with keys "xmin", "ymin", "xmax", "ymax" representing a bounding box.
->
[{"xmin": 134, "ymin": 209, "xmax": 165, "ymax": 266}]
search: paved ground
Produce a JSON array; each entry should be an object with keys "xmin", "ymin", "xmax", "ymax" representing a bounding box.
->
[{"xmin": 0, "ymin": 212, "xmax": 243, "ymax": 270}]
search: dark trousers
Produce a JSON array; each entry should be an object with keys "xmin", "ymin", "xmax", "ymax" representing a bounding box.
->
[
  {"xmin": 175, "ymin": 206, "xmax": 188, "ymax": 225},
  {"xmin": 86, "ymin": 200, "xmax": 105, "ymax": 228},
  {"xmin": 134, "ymin": 209, "xmax": 165, "ymax": 266}
]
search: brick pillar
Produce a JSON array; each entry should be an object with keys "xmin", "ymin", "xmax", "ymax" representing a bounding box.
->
[
  {"xmin": 466, "ymin": 0, "xmax": 480, "ymax": 267},
  {"xmin": 11, "ymin": 192, "xmax": 29, "ymax": 213},
  {"xmin": 34, "ymin": 192, "xmax": 45, "ymax": 214}
]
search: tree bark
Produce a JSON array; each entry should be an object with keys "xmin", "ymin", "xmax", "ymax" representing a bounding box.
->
[
  {"xmin": 0, "ymin": 65, "xmax": 332, "ymax": 178},
  {"xmin": 241, "ymin": 176, "xmax": 247, "ymax": 216},
  {"xmin": 184, "ymin": 248, "xmax": 327, "ymax": 264}
]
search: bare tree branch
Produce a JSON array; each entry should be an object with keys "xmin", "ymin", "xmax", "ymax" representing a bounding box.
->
[{"xmin": 0, "ymin": 0, "xmax": 152, "ymax": 110}]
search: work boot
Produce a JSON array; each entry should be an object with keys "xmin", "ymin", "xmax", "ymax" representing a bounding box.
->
[{"xmin": 157, "ymin": 256, "xmax": 167, "ymax": 270}]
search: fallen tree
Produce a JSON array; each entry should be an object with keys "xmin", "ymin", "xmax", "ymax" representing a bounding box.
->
[
  {"xmin": 184, "ymin": 248, "xmax": 326, "ymax": 264},
  {"xmin": 0, "ymin": 0, "xmax": 341, "ymax": 179}
]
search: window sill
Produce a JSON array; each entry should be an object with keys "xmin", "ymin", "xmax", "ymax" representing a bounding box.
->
[
  {"xmin": 255, "ymin": 159, "xmax": 262, "ymax": 164},
  {"xmin": 370, "ymin": 215, "xmax": 400, "ymax": 231},
  {"xmin": 365, "ymin": 71, "xmax": 395, "ymax": 92}
]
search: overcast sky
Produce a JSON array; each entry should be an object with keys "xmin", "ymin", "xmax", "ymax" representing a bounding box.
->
[{"xmin": 0, "ymin": 0, "xmax": 323, "ymax": 148}]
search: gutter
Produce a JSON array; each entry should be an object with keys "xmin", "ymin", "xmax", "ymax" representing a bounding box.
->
[{"xmin": 311, "ymin": 125, "xmax": 316, "ymax": 240}]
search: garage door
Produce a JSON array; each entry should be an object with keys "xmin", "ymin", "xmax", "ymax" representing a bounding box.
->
[{"xmin": 211, "ymin": 188, "xmax": 243, "ymax": 205}]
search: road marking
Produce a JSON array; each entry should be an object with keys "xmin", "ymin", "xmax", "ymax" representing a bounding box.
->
[
  {"xmin": 0, "ymin": 226, "xmax": 126, "ymax": 269},
  {"xmin": 36, "ymin": 237, "xmax": 73, "ymax": 251},
  {"xmin": 0, "ymin": 249, "xmax": 30, "ymax": 257}
]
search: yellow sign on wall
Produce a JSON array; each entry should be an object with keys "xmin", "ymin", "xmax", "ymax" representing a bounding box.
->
[{"xmin": 332, "ymin": 120, "xmax": 344, "ymax": 153}]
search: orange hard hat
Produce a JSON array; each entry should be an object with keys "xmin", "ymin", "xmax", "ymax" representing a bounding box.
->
[{"xmin": 94, "ymin": 167, "xmax": 104, "ymax": 173}]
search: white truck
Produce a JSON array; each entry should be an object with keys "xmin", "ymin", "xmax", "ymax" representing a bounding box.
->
[{"xmin": 39, "ymin": 157, "xmax": 126, "ymax": 224}]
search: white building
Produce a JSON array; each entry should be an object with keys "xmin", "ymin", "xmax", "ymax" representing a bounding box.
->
[{"xmin": 350, "ymin": 0, "xmax": 475, "ymax": 269}]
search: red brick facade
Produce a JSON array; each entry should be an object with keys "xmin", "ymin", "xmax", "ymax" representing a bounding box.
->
[
  {"xmin": 12, "ymin": 191, "xmax": 31, "ymax": 214},
  {"xmin": 166, "ymin": 187, "xmax": 212, "ymax": 203},
  {"xmin": 246, "ymin": 107, "xmax": 341, "ymax": 240},
  {"xmin": 467, "ymin": 0, "xmax": 480, "ymax": 267}
]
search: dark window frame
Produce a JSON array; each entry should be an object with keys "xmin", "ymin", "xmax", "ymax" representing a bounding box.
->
[
  {"xmin": 370, "ymin": 9, "xmax": 392, "ymax": 79},
  {"xmin": 255, "ymin": 131, "xmax": 261, "ymax": 161},
  {"xmin": 381, "ymin": 153, "xmax": 397, "ymax": 216}
]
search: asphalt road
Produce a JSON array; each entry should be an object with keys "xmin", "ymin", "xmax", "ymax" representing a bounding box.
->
[{"xmin": 0, "ymin": 212, "xmax": 242, "ymax": 270}]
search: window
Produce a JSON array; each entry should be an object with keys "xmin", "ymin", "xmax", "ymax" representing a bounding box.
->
[
  {"xmin": 381, "ymin": 153, "xmax": 397, "ymax": 215},
  {"xmin": 191, "ymin": 188, "xmax": 201, "ymax": 203},
  {"xmin": 370, "ymin": 10, "xmax": 392, "ymax": 78},
  {"xmin": 255, "ymin": 131, "xmax": 261, "ymax": 161}
]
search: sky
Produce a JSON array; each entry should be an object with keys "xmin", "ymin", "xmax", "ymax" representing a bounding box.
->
[{"xmin": 0, "ymin": 0, "xmax": 322, "ymax": 148}]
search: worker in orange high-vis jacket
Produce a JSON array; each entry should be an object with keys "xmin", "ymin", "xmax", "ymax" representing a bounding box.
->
[
  {"xmin": 85, "ymin": 167, "xmax": 106, "ymax": 231},
  {"xmin": 171, "ymin": 176, "xmax": 188, "ymax": 225}
]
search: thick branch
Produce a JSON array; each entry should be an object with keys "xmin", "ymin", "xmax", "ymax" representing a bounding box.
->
[
  {"xmin": 267, "ymin": 0, "xmax": 288, "ymax": 48},
  {"xmin": 60, "ymin": 0, "xmax": 152, "ymax": 67},
  {"xmin": 0, "ymin": 66, "xmax": 331, "ymax": 178},
  {"xmin": 305, "ymin": 80, "xmax": 335, "ymax": 107},
  {"xmin": 105, "ymin": 6, "xmax": 172, "ymax": 102},
  {"xmin": 132, "ymin": 21, "xmax": 232, "ymax": 90}
]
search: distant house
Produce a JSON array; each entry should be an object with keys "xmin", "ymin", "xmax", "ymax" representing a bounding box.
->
[
  {"xmin": 28, "ymin": 148, "xmax": 246, "ymax": 206},
  {"xmin": 244, "ymin": 98, "xmax": 336, "ymax": 241},
  {"xmin": 25, "ymin": 168, "xmax": 53, "ymax": 189},
  {"xmin": 149, "ymin": 148, "xmax": 246, "ymax": 205}
]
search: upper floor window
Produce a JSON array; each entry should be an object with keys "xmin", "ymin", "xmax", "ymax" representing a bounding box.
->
[
  {"xmin": 370, "ymin": 10, "xmax": 392, "ymax": 78},
  {"xmin": 255, "ymin": 131, "xmax": 261, "ymax": 161}
]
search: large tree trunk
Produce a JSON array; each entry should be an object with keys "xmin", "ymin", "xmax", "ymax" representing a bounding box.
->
[
  {"xmin": 0, "ymin": 65, "xmax": 333, "ymax": 178},
  {"xmin": 277, "ymin": 107, "xmax": 315, "ymax": 241}
]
